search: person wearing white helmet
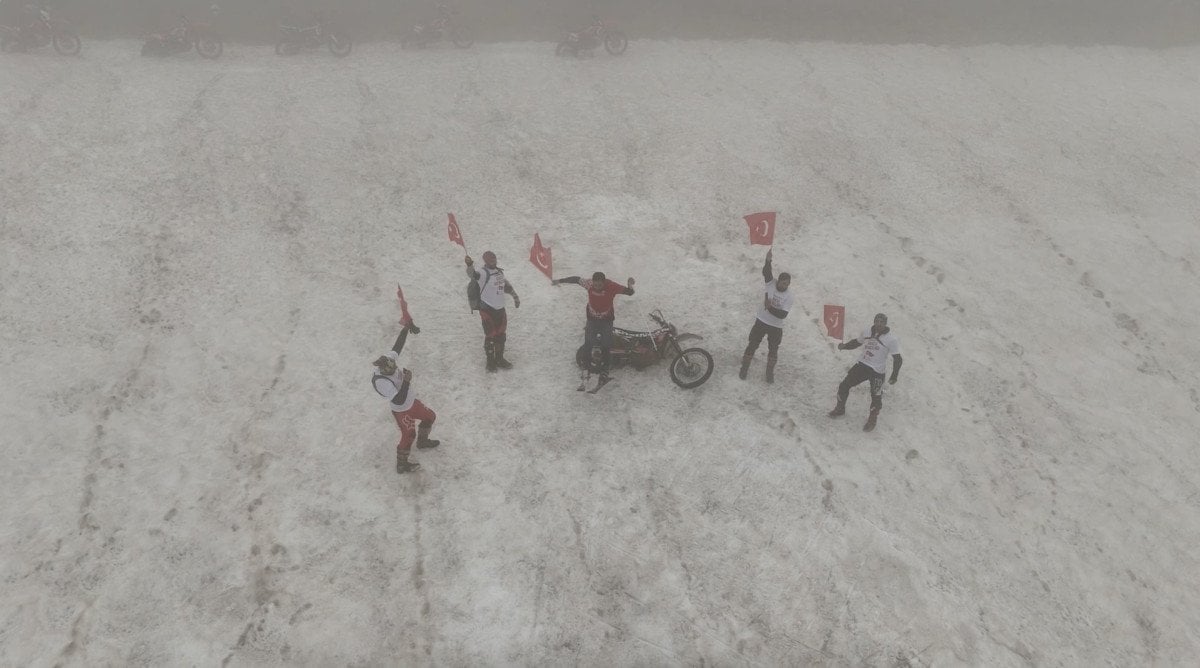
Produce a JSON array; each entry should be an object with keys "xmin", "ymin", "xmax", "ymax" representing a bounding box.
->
[{"xmin": 828, "ymin": 312, "xmax": 903, "ymax": 432}]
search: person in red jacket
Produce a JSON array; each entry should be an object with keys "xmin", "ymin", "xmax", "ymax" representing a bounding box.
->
[{"xmin": 551, "ymin": 271, "xmax": 635, "ymax": 378}]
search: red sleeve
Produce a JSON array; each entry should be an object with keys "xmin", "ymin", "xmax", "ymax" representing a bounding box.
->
[{"xmin": 606, "ymin": 280, "xmax": 624, "ymax": 296}]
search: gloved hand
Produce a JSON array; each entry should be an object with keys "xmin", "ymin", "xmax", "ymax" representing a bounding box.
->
[
  {"xmin": 513, "ymin": 295, "xmax": 521, "ymax": 308},
  {"xmin": 889, "ymin": 375, "xmax": 898, "ymax": 385},
  {"xmin": 837, "ymin": 342, "xmax": 846, "ymax": 350}
]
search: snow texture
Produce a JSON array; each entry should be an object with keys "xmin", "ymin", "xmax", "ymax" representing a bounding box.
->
[{"xmin": 2, "ymin": 40, "xmax": 1199, "ymax": 666}]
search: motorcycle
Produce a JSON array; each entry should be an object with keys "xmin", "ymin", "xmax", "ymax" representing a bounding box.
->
[
  {"xmin": 275, "ymin": 16, "xmax": 351, "ymax": 57},
  {"xmin": 400, "ymin": 5, "xmax": 472, "ymax": 49},
  {"xmin": 576, "ymin": 310, "xmax": 714, "ymax": 389},
  {"xmin": 0, "ymin": 4, "xmax": 80, "ymax": 55},
  {"xmin": 141, "ymin": 6, "xmax": 222, "ymax": 59},
  {"xmin": 555, "ymin": 16, "xmax": 627, "ymax": 57}
]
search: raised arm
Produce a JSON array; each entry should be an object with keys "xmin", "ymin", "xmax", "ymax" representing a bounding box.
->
[
  {"xmin": 762, "ymin": 249, "xmax": 774, "ymax": 283},
  {"xmin": 464, "ymin": 255, "xmax": 480, "ymax": 280},
  {"xmin": 388, "ymin": 326, "xmax": 414, "ymax": 356}
]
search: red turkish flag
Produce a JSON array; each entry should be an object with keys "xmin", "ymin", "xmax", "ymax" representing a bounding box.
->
[
  {"xmin": 397, "ymin": 284, "xmax": 414, "ymax": 326},
  {"xmin": 529, "ymin": 233, "xmax": 554, "ymax": 280},
  {"xmin": 744, "ymin": 211, "xmax": 776, "ymax": 246},
  {"xmin": 447, "ymin": 213, "xmax": 465, "ymax": 248},
  {"xmin": 823, "ymin": 304, "xmax": 845, "ymax": 340}
]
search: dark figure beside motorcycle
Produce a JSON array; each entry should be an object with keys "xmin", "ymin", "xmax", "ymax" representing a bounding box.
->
[
  {"xmin": 400, "ymin": 1, "xmax": 472, "ymax": 49},
  {"xmin": 0, "ymin": 2, "xmax": 80, "ymax": 55},
  {"xmin": 275, "ymin": 9, "xmax": 351, "ymax": 57},
  {"xmin": 556, "ymin": 16, "xmax": 627, "ymax": 57},
  {"xmin": 142, "ymin": 4, "xmax": 222, "ymax": 59}
]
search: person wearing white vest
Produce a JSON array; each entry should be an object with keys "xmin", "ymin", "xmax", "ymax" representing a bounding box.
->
[
  {"xmin": 466, "ymin": 251, "xmax": 520, "ymax": 372},
  {"xmin": 828, "ymin": 312, "xmax": 903, "ymax": 432},
  {"xmin": 739, "ymin": 249, "xmax": 793, "ymax": 383},
  {"xmin": 372, "ymin": 324, "xmax": 440, "ymax": 473}
]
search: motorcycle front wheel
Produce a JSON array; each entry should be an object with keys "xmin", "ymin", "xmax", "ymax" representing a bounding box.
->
[
  {"xmin": 53, "ymin": 31, "xmax": 81, "ymax": 56},
  {"xmin": 196, "ymin": 36, "xmax": 222, "ymax": 59},
  {"xmin": 327, "ymin": 32, "xmax": 352, "ymax": 57},
  {"xmin": 604, "ymin": 31, "xmax": 628, "ymax": 55},
  {"xmin": 669, "ymin": 347, "xmax": 714, "ymax": 389}
]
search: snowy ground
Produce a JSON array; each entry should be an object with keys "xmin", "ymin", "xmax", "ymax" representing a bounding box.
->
[{"xmin": 2, "ymin": 39, "xmax": 1199, "ymax": 666}]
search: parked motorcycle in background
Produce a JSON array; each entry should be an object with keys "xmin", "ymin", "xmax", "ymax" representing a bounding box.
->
[
  {"xmin": 556, "ymin": 16, "xmax": 627, "ymax": 57},
  {"xmin": 275, "ymin": 12, "xmax": 351, "ymax": 57},
  {"xmin": 400, "ymin": 2, "xmax": 472, "ymax": 49},
  {"xmin": 142, "ymin": 4, "xmax": 223, "ymax": 59},
  {"xmin": 0, "ymin": 2, "xmax": 81, "ymax": 55}
]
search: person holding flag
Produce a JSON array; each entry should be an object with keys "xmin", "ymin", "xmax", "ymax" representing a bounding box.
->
[
  {"xmin": 739, "ymin": 248, "xmax": 793, "ymax": 383},
  {"xmin": 371, "ymin": 317, "xmax": 440, "ymax": 474},
  {"xmin": 465, "ymin": 251, "xmax": 520, "ymax": 372},
  {"xmin": 828, "ymin": 312, "xmax": 902, "ymax": 432},
  {"xmin": 551, "ymin": 270, "xmax": 635, "ymax": 382}
]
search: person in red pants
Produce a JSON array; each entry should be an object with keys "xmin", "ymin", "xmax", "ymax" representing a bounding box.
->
[{"xmin": 372, "ymin": 324, "xmax": 440, "ymax": 473}]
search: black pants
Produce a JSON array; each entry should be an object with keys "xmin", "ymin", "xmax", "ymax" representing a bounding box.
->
[
  {"xmin": 837, "ymin": 362, "xmax": 885, "ymax": 410},
  {"xmin": 478, "ymin": 305, "xmax": 507, "ymax": 352},
  {"xmin": 584, "ymin": 319, "xmax": 614, "ymax": 372},
  {"xmin": 744, "ymin": 319, "xmax": 783, "ymax": 359}
]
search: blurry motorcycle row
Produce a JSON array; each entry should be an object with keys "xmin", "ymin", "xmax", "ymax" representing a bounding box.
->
[{"xmin": 0, "ymin": 2, "xmax": 629, "ymax": 59}]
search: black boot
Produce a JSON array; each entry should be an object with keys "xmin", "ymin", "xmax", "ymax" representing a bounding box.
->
[
  {"xmin": 765, "ymin": 357, "xmax": 777, "ymax": 384},
  {"xmin": 396, "ymin": 448, "xmax": 419, "ymax": 473},
  {"xmin": 416, "ymin": 425, "xmax": 440, "ymax": 449},
  {"xmin": 863, "ymin": 408, "xmax": 880, "ymax": 432},
  {"xmin": 738, "ymin": 355, "xmax": 752, "ymax": 380},
  {"xmin": 828, "ymin": 400, "xmax": 846, "ymax": 417},
  {"xmin": 485, "ymin": 341, "xmax": 497, "ymax": 372},
  {"xmin": 493, "ymin": 341, "xmax": 513, "ymax": 370}
]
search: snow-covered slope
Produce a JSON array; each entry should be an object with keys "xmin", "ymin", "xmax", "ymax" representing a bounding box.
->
[{"xmin": 2, "ymin": 40, "xmax": 1198, "ymax": 665}]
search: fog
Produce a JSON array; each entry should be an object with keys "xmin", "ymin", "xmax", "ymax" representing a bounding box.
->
[
  {"xmin": 8, "ymin": 0, "xmax": 1200, "ymax": 46},
  {"xmin": 4, "ymin": 0, "xmax": 1200, "ymax": 665}
]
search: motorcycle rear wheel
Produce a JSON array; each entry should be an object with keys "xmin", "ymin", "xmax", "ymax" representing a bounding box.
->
[
  {"xmin": 604, "ymin": 31, "xmax": 628, "ymax": 55},
  {"xmin": 53, "ymin": 31, "xmax": 81, "ymax": 56},
  {"xmin": 196, "ymin": 36, "xmax": 222, "ymax": 59},
  {"xmin": 328, "ymin": 32, "xmax": 352, "ymax": 57},
  {"xmin": 669, "ymin": 347, "xmax": 714, "ymax": 389}
]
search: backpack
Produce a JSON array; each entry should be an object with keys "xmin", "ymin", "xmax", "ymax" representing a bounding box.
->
[{"xmin": 467, "ymin": 267, "xmax": 494, "ymax": 312}]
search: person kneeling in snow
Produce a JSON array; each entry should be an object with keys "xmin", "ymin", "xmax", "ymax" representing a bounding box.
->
[{"xmin": 372, "ymin": 324, "xmax": 440, "ymax": 473}]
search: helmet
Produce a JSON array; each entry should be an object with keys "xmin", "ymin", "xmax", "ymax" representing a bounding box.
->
[{"xmin": 373, "ymin": 356, "xmax": 397, "ymax": 374}]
